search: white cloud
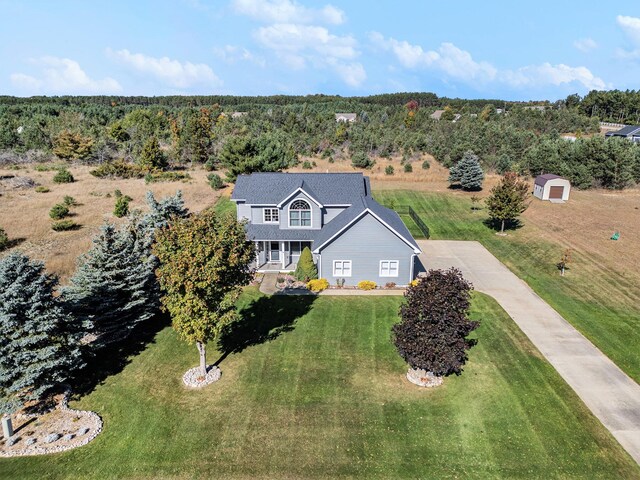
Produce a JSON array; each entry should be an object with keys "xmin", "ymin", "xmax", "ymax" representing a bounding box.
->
[
  {"xmin": 254, "ymin": 23, "xmax": 365, "ymax": 86},
  {"xmin": 10, "ymin": 57, "xmax": 122, "ymax": 94},
  {"xmin": 617, "ymin": 15, "xmax": 640, "ymax": 44},
  {"xmin": 256, "ymin": 23, "xmax": 358, "ymax": 61},
  {"xmin": 371, "ymin": 32, "xmax": 606, "ymax": 91},
  {"xmin": 213, "ymin": 45, "xmax": 266, "ymax": 66},
  {"xmin": 370, "ymin": 33, "xmax": 496, "ymax": 82},
  {"xmin": 502, "ymin": 63, "xmax": 606, "ymax": 90},
  {"xmin": 574, "ymin": 37, "xmax": 598, "ymax": 52},
  {"xmin": 232, "ymin": 0, "xmax": 344, "ymax": 25},
  {"xmin": 107, "ymin": 49, "xmax": 221, "ymax": 88},
  {"xmin": 617, "ymin": 15, "xmax": 640, "ymax": 59}
]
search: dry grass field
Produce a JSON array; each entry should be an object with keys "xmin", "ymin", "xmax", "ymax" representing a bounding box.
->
[
  {"xmin": 0, "ymin": 164, "xmax": 225, "ymax": 282},
  {"xmin": 1, "ymin": 155, "xmax": 639, "ymax": 294}
]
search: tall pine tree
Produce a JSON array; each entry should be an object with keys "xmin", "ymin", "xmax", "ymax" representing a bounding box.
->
[{"xmin": 0, "ymin": 254, "xmax": 83, "ymax": 413}]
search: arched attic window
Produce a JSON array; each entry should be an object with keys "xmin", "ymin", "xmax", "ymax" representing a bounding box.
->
[{"xmin": 289, "ymin": 199, "xmax": 311, "ymax": 227}]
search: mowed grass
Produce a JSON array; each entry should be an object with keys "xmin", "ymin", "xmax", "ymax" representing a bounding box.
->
[
  {"xmin": 1, "ymin": 290, "xmax": 637, "ymax": 479},
  {"xmin": 375, "ymin": 190, "xmax": 640, "ymax": 383}
]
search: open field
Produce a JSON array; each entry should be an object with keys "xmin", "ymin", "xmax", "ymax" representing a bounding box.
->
[
  {"xmin": 1, "ymin": 289, "xmax": 637, "ymax": 479},
  {"xmin": 374, "ymin": 190, "xmax": 640, "ymax": 383},
  {"xmin": 0, "ymin": 164, "xmax": 225, "ymax": 282}
]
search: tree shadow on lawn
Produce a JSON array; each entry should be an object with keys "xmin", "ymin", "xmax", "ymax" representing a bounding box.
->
[
  {"xmin": 214, "ymin": 294, "xmax": 316, "ymax": 366},
  {"xmin": 482, "ymin": 217, "xmax": 524, "ymax": 232},
  {"xmin": 70, "ymin": 312, "xmax": 171, "ymax": 398}
]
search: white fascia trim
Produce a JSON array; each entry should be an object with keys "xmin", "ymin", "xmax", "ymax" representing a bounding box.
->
[
  {"xmin": 323, "ymin": 204, "xmax": 351, "ymax": 207},
  {"xmin": 313, "ymin": 209, "xmax": 421, "ymax": 254},
  {"xmin": 277, "ymin": 188, "xmax": 324, "ymax": 208}
]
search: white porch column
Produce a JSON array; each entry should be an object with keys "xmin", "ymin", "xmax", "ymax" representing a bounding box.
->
[
  {"xmin": 281, "ymin": 241, "xmax": 286, "ymax": 270},
  {"xmin": 255, "ymin": 242, "xmax": 260, "ymax": 268}
]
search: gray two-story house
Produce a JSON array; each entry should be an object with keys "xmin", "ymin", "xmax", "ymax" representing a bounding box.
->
[{"xmin": 231, "ymin": 172, "xmax": 422, "ymax": 286}]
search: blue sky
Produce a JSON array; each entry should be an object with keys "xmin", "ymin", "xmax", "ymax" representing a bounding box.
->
[{"xmin": 1, "ymin": 0, "xmax": 639, "ymax": 100}]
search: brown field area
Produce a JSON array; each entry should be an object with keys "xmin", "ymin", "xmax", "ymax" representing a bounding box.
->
[
  {"xmin": 1, "ymin": 155, "xmax": 640, "ymax": 291},
  {"xmin": 0, "ymin": 164, "xmax": 224, "ymax": 282}
]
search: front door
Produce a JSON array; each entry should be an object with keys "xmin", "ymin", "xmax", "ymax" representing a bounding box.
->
[{"xmin": 269, "ymin": 242, "xmax": 280, "ymax": 262}]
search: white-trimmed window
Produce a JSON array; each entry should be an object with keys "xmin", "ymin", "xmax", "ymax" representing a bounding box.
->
[
  {"xmin": 379, "ymin": 260, "xmax": 399, "ymax": 277},
  {"xmin": 333, "ymin": 260, "xmax": 352, "ymax": 277},
  {"xmin": 263, "ymin": 208, "xmax": 279, "ymax": 223},
  {"xmin": 289, "ymin": 199, "xmax": 311, "ymax": 227}
]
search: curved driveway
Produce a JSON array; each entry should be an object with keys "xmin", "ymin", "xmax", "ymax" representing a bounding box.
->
[{"xmin": 418, "ymin": 240, "xmax": 640, "ymax": 465}]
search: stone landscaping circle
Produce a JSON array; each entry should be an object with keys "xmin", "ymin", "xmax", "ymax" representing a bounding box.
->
[
  {"xmin": 407, "ymin": 367, "xmax": 444, "ymax": 388},
  {"xmin": 182, "ymin": 365, "xmax": 222, "ymax": 388},
  {"xmin": 0, "ymin": 390, "xmax": 103, "ymax": 458}
]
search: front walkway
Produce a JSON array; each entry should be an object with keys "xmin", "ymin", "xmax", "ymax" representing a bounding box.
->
[{"xmin": 418, "ymin": 240, "xmax": 640, "ymax": 465}]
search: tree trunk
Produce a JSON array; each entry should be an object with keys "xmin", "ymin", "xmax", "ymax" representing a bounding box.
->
[
  {"xmin": 501, "ymin": 219, "xmax": 505, "ymax": 234},
  {"xmin": 197, "ymin": 341, "xmax": 207, "ymax": 377},
  {"xmin": 561, "ymin": 265, "xmax": 565, "ymax": 276}
]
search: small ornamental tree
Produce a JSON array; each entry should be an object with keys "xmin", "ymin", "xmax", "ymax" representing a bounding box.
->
[
  {"xmin": 294, "ymin": 247, "xmax": 318, "ymax": 282},
  {"xmin": 392, "ymin": 268, "xmax": 478, "ymax": 384},
  {"xmin": 448, "ymin": 151, "xmax": 484, "ymax": 190},
  {"xmin": 485, "ymin": 172, "xmax": 531, "ymax": 234},
  {"xmin": 558, "ymin": 248, "xmax": 572, "ymax": 276},
  {"xmin": 0, "ymin": 254, "xmax": 83, "ymax": 413},
  {"xmin": 153, "ymin": 210, "xmax": 255, "ymax": 378}
]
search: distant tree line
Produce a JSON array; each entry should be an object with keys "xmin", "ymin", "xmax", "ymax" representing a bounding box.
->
[{"xmin": 1, "ymin": 92, "xmax": 639, "ymax": 189}]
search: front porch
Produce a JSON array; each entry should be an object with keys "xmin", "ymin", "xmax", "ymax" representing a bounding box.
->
[{"xmin": 253, "ymin": 240, "xmax": 313, "ymax": 272}]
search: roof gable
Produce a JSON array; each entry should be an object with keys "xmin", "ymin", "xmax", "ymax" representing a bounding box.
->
[{"xmin": 313, "ymin": 196, "xmax": 421, "ymax": 254}]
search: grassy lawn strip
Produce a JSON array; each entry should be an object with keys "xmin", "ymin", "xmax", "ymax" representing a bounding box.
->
[
  {"xmin": 375, "ymin": 190, "xmax": 640, "ymax": 383},
  {"xmin": 1, "ymin": 290, "xmax": 636, "ymax": 479}
]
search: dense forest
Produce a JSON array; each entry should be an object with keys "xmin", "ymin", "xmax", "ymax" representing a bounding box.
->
[{"xmin": 1, "ymin": 90, "xmax": 639, "ymax": 189}]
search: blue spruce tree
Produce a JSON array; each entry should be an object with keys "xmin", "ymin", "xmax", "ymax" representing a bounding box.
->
[
  {"xmin": 0, "ymin": 254, "xmax": 83, "ymax": 413},
  {"xmin": 448, "ymin": 151, "xmax": 485, "ymax": 191}
]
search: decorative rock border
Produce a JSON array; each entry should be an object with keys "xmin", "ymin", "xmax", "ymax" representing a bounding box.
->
[
  {"xmin": 407, "ymin": 367, "xmax": 443, "ymax": 388},
  {"xmin": 0, "ymin": 390, "xmax": 103, "ymax": 457},
  {"xmin": 182, "ymin": 365, "xmax": 221, "ymax": 388}
]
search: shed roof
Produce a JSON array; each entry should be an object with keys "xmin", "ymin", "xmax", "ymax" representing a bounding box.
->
[{"xmin": 534, "ymin": 174, "xmax": 567, "ymax": 186}]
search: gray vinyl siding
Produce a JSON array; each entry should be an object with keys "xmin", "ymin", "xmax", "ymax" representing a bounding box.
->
[
  {"xmin": 280, "ymin": 192, "xmax": 321, "ymax": 230},
  {"xmin": 319, "ymin": 214, "xmax": 415, "ymax": 285},
  {"xmin": 323, "ymin": 206, "xmax": 347, "ymax": 226},
  {"xmin": 236, "ymin": 203, "xmax": 251, "ymax": 221}
]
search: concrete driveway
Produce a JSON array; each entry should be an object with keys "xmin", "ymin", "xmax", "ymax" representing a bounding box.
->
[{"xmin": 418, "ymin": 240, "xmax": 640, "ymax": 465}]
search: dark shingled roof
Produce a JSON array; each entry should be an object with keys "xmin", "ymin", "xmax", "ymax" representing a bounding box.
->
[
  {"xmin": 313, "ymin": 196, "xmax": 420, "ymax": 253},
  {"xmin": 605, "ymin": 125, "xmax": 640, "ymax": 137},
  {"xmin": 231, "ymin": 172, "xmax": 368, "ymax": 205},
  {"xmin": 246, "ymin": 224, "xmax": 319, "ymax": 241},
  {"xmin": 534, "ymin": 174, "xmax": 565, "ymax": 186}
]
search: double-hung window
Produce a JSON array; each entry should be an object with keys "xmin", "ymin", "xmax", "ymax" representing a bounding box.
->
[
  {"xmin": 263, "ymin": 208, "xmax": 279, "ymax": 223},
  {"xmin": 379, "ymin": 260, "xmax": 399, "ymax": 277},
  {"xmin": 289, "ymin": 200, "xmax": 311, "ymax": 227},
  {"xmin": 333, "ymin": 260, "xmax": 352, "ymax": 277}
]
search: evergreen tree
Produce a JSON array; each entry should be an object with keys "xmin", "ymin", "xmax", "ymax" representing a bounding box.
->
[
  {"xmin": 485, "ymin": 172, "xmax": 531, "ymax": 234},
  {"xmin": 138, "ymin": 137, "xmax": 167, "ymax": 170},
  {"xmin": 448, "ymin": 151, "xmax": 485, "ymax": 190},
  {"xmin": 61, "ymin": 223, "xmax": 159, "ymax": 348},
  {"xmin": 142, "ymin": 190, "xmax": 189, "ymax": 231},
  {"xmin": 294, "ymin": 247, "xmax": 318, "ymax": 281},
  {"xmin": 0, "ymin": 254, "xmax": 83, "ymax": 413}
]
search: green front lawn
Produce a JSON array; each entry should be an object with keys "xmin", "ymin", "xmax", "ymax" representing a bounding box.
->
[
  {"xmin": 375, "ymin": 190, "xmax": 640, "ymax": 384},
  {"xmin": 1, "ymin": 290, "xmax": 636, "ymax": 479}
]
